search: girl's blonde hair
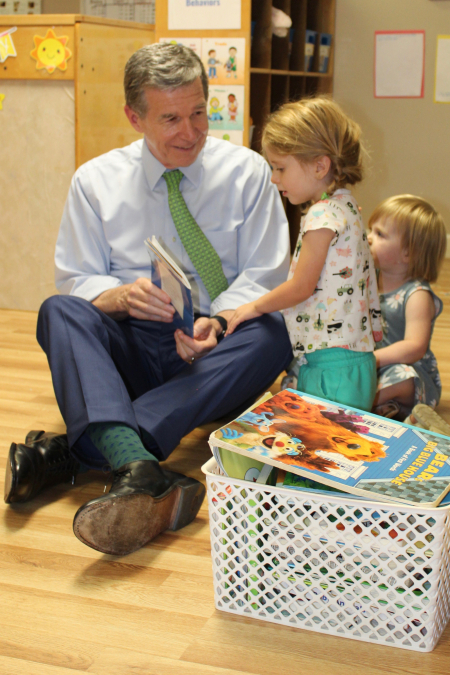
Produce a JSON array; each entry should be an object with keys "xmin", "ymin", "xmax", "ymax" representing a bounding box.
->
[
  {"xmin": 368, "ymin": 195, "xmax": 447, "ymax": 283},
  {"xmin": 261, "ymin": 95, "xmax": 364, "ymax": 195}
]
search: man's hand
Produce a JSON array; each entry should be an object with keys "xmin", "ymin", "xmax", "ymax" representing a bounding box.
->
[
  {"xmin": 175, "ymin": 317, "xmax": 218, "ymax": 363},
  {"xmin": 92, "ymin": 277, "xmax": 175, "ymax": 322},
  {"xmin": 175, "ymin": 313, "xmax": 232, "ymax": 363},
  {"xmin": 226, "ymin": 302, "xmax": 262, "ymax": 336}
]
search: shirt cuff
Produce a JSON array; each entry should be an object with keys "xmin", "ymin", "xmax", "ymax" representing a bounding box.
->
[{"xmin": 57, "ymin": 275, "xmax": 122, "ymax": 301}]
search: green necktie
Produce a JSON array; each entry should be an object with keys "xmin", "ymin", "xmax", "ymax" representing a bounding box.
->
[{"xmin": 163, "ymin": 169, "xmax": 229, "ymax": 302}]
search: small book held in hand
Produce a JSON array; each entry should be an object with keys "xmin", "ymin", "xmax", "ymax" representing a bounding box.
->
[{"xmin": 145, "ymin": 236, "xmax": 194, "ymax": 337}]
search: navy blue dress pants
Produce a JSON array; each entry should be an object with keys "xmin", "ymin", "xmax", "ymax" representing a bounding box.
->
[{"xmin": 37, "ymin": 296, "xmax": 293, "ymax": 468}]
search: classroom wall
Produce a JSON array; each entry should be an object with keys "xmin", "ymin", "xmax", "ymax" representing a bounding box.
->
[
  {"xmin": 0, "ymin": 81, "xmax": 75, "ymax": 311},
  {"xmin": 333, "ymin": 0, "xmax": 450, "ymax": 233}
]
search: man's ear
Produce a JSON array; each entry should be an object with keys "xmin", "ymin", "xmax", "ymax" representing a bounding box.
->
[
  {"xmin": 315, "ymin": 155, "xmax": 332, "ymax": 180},
  {"xmin": 124, "ymin": 105, "xmax": 144, "ymax": 133}
]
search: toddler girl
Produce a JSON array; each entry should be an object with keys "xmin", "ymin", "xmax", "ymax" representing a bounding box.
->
[
  {"xmin": 227, "ymin": 96, "xmax": 382, "ymax": 411},
  {"xmin": 368, "ymin": 195, "xmax": 447, "ymax": 421}
]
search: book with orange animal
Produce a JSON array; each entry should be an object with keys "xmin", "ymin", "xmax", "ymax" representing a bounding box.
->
[{"xmin": 209, "ymin": 389, "xmax": 450, "ymax": 507}]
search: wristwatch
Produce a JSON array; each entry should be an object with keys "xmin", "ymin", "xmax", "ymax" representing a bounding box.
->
[{"xmin": 211, "ymin": 315, "xmax": 228, "ymax": 342}]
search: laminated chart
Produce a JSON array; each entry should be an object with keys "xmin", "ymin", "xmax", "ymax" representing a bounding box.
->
[{"xmin": 82, "ymin": 0, "xmax": 155, "ymax": 23}]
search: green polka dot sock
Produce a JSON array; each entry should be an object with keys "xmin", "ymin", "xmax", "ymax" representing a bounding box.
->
[{"xmin": 84, "ymin": 422, "xmax": 158, "ymax": 470}]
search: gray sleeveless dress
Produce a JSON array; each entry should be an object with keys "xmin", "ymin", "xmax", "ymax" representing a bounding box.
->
[{"xmin": 377, "ymin": 279, "xmax": 443, "ymax": 408}]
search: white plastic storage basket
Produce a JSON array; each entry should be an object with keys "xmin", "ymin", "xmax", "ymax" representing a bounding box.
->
[{"xmin": 202, "ymin": 457, "xmax": 450, "ymax": 652}]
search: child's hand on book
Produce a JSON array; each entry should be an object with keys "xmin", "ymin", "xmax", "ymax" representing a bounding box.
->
[{"xmin": 226, "ymin": 302, "xmax": 262, "ymax": 335}]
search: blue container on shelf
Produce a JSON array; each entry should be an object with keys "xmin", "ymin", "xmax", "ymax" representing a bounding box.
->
[
  {"xmin": 289, "ymin": 27, "xmax": 295, "ymax": 55},
  {"xmin": 304, "ymin": 29, "xmax": 317, "ymax": 71},
  {"xmin": 318, "ymin": 32, "xmax": 332, "ymax": 73}
]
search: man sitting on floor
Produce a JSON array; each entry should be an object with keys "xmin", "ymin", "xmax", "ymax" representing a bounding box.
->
[{"xmin": 4, "ymin": 43, "xmax": 293, "ymax": 556}]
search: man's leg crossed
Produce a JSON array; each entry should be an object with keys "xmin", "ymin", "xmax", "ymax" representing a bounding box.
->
[{"xmin": 133, "ymin": 312, "xmax": 293, "ymax": 459}]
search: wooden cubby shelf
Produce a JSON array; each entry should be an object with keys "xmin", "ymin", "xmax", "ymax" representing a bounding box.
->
[
  {"xmin": 249, "ymin": 0, "xmax": 335, "ymax": 248},
  {"xmin": 251, "ymin": 68, "xmax": 333, "ymax": 77}
]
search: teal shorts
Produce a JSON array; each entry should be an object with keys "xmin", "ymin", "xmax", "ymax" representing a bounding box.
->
[{"xmin": 296, "ymin": 348, "xmax": 377, "ymax": 412}]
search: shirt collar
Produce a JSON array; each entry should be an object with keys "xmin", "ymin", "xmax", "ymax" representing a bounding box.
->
[
  {"xmin": 141, "ymin": 137, "xmax": 206, "ymax": 191},
  {"xmin": 332, "ymin": 188, "xmax": 351, "ymax": 196}
]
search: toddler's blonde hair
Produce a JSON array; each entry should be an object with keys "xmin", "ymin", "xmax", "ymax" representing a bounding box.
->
[
  {"xmin": 261, "ymin": 95, "xmax": 364, "ymax": 195},
  {"xmin": 368, "ymin": 194, "xmax": 446, "ymax": 283}
]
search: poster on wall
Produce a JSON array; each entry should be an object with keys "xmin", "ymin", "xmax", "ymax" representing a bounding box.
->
[
  {"xmin": 168, "ymin": 0, "xmax": 241, "ymax": 31},
  {"xmin": 374, "ymin": 31, "xmax": 425, "ymax": 98},
  {"xmin": 81, "ymin": 0, "xmax": 155, "ymax": 23},
  {"xmin": 207, "ymin": 84, "xmax": 244, "ymax": 130},
  {"xmin": 435, "ymin": 35, "xmax": 450, "ymax": 103},
  {"xmin": 202, "ymin": 37, "xmax": 245, "ymax": 85}
]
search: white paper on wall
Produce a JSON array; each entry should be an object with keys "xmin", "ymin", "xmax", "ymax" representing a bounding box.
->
[
  {"xmin": 435, "ymin": 35, "xmax": 450, "ymax": 103},
  {"xmin": 81, "ymin": 0, "xmax": 155, "ymax": 24},
  {"xmin": 375, "ymin": 31, "xmax": 425, "ymax": 98},
  {"xmin": 168, "ymin": 0, "xmax": 241, "ymax": 31}
]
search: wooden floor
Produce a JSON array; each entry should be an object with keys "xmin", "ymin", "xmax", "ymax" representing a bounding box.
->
[{"xmin": 1, "ymin": 263, "xmax": 450, "ymax": 675}]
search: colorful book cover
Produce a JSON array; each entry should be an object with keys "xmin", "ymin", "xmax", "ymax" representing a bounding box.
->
[
  {"xmin": 209, "ymin": 389, "xmax": 450, "ymax": 507},
  {"xmin": 145, "ymin": 236, "xmax": 194, "ymax": 337}
]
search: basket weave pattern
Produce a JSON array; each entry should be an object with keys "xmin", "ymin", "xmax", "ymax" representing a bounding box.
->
[{"xmin": 204, "ymin": 459, "xmax": 450, "ymax": 651}]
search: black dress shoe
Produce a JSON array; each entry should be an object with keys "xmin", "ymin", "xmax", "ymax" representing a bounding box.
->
[
  {"xmin": 72, "ymin": 460, "xmax": 205, "ymax": 556},
  {"xmin": 4, "ymin": 431, "xmax": 79, "ymax": 504}
]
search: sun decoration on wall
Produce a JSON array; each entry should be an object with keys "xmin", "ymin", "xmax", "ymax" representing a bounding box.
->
[{"xmin": 30, "ymin": 29, "xmax": 72, "ymax": 74}]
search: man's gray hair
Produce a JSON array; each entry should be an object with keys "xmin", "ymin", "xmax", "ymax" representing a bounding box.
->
[{"xmin": 124, "ymin": 43, "xmax": 209, "ymax": 117}]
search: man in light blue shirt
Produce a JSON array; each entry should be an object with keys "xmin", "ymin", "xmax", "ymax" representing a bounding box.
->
[{"xmin": 4, "ymin": 43, "xmax": 292, "ymax": 556}]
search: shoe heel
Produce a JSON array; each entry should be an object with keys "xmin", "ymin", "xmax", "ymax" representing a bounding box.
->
[
  {"xmin": 169, "ymin": 478, "xmax": 206, "ymax": 531},
  {"xmin": 4, "ymin": 444, "xmax": 16, "ymax": 504}
]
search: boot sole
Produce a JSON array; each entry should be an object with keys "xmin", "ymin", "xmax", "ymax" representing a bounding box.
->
[
  {"xmin": 4, "ymin": 444, "xmax": 16, "ymax": 504},
  {"xmin": 73, "ymin": 478, "xmax": 205, "ymax": 556}
]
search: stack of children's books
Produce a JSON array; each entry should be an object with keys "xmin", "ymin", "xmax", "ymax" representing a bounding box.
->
[{"xmin": 209, "ymin": 389, "xmax": 450, "ymax": 508}]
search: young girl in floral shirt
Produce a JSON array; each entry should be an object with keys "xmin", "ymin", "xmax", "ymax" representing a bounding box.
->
[{"xmin": 227, "ymin": 96, "xmax": 382, "ymax": 411}]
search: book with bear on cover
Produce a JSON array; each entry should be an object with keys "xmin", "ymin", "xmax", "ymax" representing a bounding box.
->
[
  {"xmin": 209, "ymin": 389, "xmax": 450, "ymax": 507},
  {"xmin": 145, "ymin": 236, "xmax": 194, "ymax": 337}
]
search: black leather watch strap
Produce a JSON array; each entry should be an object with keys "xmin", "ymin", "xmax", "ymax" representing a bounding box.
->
[{"xmin": 211, "ymin": 315, "xmax": 228, "ymax": 341}]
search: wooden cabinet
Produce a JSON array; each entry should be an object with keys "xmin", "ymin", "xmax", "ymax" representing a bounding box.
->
[{"xmin": 0, "ymin": 15, "xmax": 155, "ymax": 311}]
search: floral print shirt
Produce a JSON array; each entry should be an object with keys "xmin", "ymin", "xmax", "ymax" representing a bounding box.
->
[{"xmin": 282, "ymin": 189, "xmax": 382, "ymax": 358}]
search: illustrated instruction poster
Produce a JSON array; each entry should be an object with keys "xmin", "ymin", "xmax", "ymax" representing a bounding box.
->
[
  {"xmin": 435, "ymin": 35, "xmax": 450, "ymax": 103},
  {"xmin": 159, "ymin": 37, "xmax": 246, "ymax": 145},
  {"xmin": 375, "ymin": 31, "xmax": 425, "ymax": 98},
  {"xmin": 168, "ymin": 0, "xmax": 241, "ymax": 30},
  {"xmin": 208, "ymin": 84, "xmax": 244, "ymax": 131},
  {"xmin": 202, "ymin": 37, "xmax": 245, "ymax": 85}
]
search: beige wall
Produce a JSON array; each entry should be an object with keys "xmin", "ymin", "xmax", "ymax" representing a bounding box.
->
[
  {"xmin": 334, "ymin": 0, "xmax": 450, "ymax": 232},
  {"xmin": 0, "ymin": 81, "xmax": 75, "ymax": 310}
]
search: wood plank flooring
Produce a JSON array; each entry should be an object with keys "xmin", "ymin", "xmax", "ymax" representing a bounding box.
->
[{"xmin": 1, "ymin": 262, "xmax": 450, "ymax": 674}]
